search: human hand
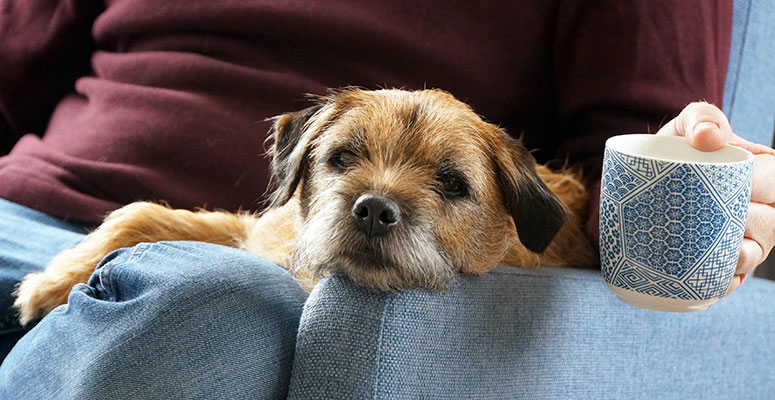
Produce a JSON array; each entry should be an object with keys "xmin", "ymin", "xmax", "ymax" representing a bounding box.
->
[{"xmin": 656, "ymin": 102, "xmax": 775, "ymax": 294}]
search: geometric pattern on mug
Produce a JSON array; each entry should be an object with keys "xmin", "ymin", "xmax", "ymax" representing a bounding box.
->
[
  {"xmin": 600, "ymin": 147, "xmax": 752, "ymax": 301},
  {"xmin": 698, "ymin": 163, "xmax": 753, "ymax": 203},
  {"xmin": 621, "ymin": 164, "xmax": 727, "ymax": 279},
  {"xmin": 654, "ymin": 160, "xmax": 673, "ymax": 175},
  {"xmin": 613, "ymin": 261, "xmax": 693, "ymax": 300},
  {"xmin": 601, "ymin": 148, "xmax": 646, "ymax": 200},
  {"xmin": 599, "ymin": 195, "xmax": 622, "ymax": 282},
  {"xmin": 616, "ymin": 151, "xmax": 656, "ymax": 179},
  {"xmin": 728, "ymin": 182, "xmax": 753, "ymax": 223},
  {"xmin": 685, "ymin": 224, "xmax": 743, "ymax": 299}
]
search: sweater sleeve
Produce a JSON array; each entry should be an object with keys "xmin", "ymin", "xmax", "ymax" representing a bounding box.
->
[
  {"xmin": 551, "ymin": 0, "xmax": 733, "ymax": 251},
  {"xmin": 0, "ymin": 0, "xmax": 103, "ymax": 155}
]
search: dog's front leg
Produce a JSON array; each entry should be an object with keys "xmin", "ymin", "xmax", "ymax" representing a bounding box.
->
[{"xmin": 13, "ymin": 202, "xmax": 260, "ymax": 325}]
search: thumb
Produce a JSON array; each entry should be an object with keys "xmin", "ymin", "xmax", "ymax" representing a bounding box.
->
[{"xmin": 657, "ymin": 102, "xmax": 732, "ymax": 152}]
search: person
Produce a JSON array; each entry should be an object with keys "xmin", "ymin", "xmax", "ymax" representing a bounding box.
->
[{"xmin": 0, "ymin": 0, "xmax": 772, "ymax": 397}]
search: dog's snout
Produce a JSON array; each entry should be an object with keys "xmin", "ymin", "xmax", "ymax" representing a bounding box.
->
[{"xmin": 351, "ymin": 194, "xmax": 401, "ymax": 238}]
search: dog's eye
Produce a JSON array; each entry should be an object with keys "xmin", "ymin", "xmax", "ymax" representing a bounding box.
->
[
  {"xmin": 328, "ymin": 149, "xmax": 357, "ymax": 172},
  {"xmin": 438, "ymin": 173, "xmax": 469, "ymax": 198}
]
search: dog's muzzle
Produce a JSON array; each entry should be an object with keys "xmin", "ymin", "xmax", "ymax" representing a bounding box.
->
[{"xmin": 351, "ymin": 194, "xmax": 401, "ymax": 239}]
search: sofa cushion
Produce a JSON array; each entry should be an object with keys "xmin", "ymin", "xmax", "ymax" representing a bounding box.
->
[{"xmin": 288, "ymin": 265, "xmax": 775, "ymax": 399}]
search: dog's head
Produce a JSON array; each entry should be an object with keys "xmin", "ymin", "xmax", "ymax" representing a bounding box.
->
[{"xmin": 267, "ymin": 88, "xmax": 566, "ymax": 290}]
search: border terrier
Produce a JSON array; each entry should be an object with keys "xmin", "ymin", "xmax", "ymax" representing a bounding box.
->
[{"xmin": 14, "ymin": 88, "xmax": 595, "ymax": 325}]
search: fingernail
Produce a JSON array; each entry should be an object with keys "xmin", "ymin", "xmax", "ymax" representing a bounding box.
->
[{"xmin": 693, "ymin": 121, "xmax": 720, "ymax": 136}]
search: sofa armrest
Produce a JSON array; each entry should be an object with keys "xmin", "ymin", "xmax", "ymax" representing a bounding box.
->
[{"xmin": 288, "ymin": 266, "xmax": 775, "ymax": 399}]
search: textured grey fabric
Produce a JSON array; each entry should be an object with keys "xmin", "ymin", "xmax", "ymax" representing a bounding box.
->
[{"xmin": 289, "ymin": 266, "xmax": 775, "ymax": 399}]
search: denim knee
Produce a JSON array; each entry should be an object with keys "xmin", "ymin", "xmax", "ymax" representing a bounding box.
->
[
  {"xmin": 1, "ymin": 241, "xmax": 308, "ymax": 399},
  {"xmin": 67, "ymin": 241, "xmax": 309, "ymax": 329},
  {"xmin": 85, "ymin": 240, "xmax": 306, "ymax": 307}
]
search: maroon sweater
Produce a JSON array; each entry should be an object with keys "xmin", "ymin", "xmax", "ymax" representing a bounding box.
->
[{"xmin": 0, "ymin": 1, "xmax": 731, "ymax": 225}]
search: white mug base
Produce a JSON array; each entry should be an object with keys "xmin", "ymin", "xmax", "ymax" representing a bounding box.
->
[{"xmin": 606, "ymin": 284, "xmax": 721, "ymax": 313}]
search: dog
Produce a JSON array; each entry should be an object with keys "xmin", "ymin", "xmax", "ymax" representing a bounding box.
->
[{"xmin": 13, "ymin": 88, "xmax": 596, "ymax": 325}]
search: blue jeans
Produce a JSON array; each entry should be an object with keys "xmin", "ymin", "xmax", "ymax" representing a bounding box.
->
[
  {"xmin": 0, "ymin": 199, "xmax": 87, "ymax": 359},
  {"xmin": 0, "ymin": 199, "xmax": 308, "ymax": 398}
]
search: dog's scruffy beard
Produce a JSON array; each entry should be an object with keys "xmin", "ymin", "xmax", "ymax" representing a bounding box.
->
[{"xmin": 291, "ymin": 194, "xmax": 457, "ymax": 291}]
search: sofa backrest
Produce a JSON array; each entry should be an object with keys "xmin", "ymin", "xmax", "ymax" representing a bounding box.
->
[{"xmin": 724, "ymin": 0, "xmax": 775, "ymax": 147}]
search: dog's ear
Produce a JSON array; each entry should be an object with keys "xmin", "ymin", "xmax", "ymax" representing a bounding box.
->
[
  {"xmin": 267, "ymin": 104, "xmax": 324, "ymax": 207},
  {"xmin": 492, "ymin": 133, "xmax": 567, "ymax": 253}
]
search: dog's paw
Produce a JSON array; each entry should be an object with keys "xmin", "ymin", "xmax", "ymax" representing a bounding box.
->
[
  {"xmin": 13, "ymin": 239, "xmax": 113, "ymax": 325},
  {"xmin": 13, "ymin": 269, "xmax": 75, "ymax": 326}
]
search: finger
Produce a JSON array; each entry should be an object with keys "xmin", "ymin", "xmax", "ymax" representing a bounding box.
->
[
  {"xmin": 737, "ymin": 239, "xmax": 764, "ymax": 276},
  {"xmin": 751, "ymin": 154, "xmax": 775, "ymax": 205},
  {"xmin": 726, "ymin": 274, "xmax": 740, "ymax": 295},
  {"xmin": 736, "ymin": 202, "xmax": 775, "ymax": 277},
  {"xmin": 742, "ymin": 202, "xmax": 775, "ymax": 256},
  {"xmin": 725, "ymin": 273, "xmax": 749, "ymax": 296},
  {"xmin": 729, "ymin": 136, "xmax": 775, "ymax": 156},
  {"xmin": 683, "ymin": 102, "xmax": 732, "ymax": 151},
  {"xmin": 656, "ymin": 102, "xmax": 732, "ymax": 151}
]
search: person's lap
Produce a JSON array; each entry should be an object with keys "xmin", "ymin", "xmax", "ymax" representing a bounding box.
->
[{"xmin": 0, "ymin": 199, "xmax": 308, "ymax": 398}]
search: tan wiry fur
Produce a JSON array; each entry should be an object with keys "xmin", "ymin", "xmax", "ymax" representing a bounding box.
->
[
  {"xmin": 502, "ymin": 165, "xmax": 593, "ymax": 269},
  {"xmin": 14, "ymin": 88, "xmax": 595, "ymax": 326}
]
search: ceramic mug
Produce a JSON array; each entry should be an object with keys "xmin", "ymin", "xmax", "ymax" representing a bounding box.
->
[{"xmin": 599, "ymin": 134, "xmax": 753, "ymax": 312}]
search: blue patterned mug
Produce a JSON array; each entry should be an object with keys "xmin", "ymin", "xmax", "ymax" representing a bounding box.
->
[{"xmin": 600, "ymin": 134, "xmax": 753, "ymax": 312}]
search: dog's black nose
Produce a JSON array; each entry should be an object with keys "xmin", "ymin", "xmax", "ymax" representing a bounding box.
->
[{"xmin": 351, "ymin": 194, "xmax": 401, "ymax": 238}]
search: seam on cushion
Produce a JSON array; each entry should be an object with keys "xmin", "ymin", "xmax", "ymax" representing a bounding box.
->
[
  {"xmin": 486, "ymin": 268, "xmax": 602, "ymax": 282},
  {"xmin": 727, "ymin": 0, "xmax": 752, "ymax": 118},
  {"xmin": 371, "ymin": 294, "xmax": 390, "ymax": 400}
]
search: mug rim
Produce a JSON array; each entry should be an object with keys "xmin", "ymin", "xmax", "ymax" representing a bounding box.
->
[{"xmin": 606, "ymin": 134, "xmax": 753, "ymax": 165}]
